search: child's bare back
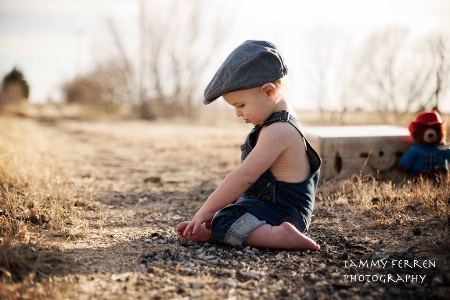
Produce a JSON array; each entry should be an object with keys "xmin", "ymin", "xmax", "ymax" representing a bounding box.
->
[{"xmin": 260, "ymin": 121, "xmax": 310, "ymax": 183}]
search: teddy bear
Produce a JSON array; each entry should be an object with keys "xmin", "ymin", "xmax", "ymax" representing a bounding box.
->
[{"xmin": 399, "ymin": 110, "xmax": 450, "ymax": 180}]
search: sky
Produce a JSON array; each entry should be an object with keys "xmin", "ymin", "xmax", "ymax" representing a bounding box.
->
[{"xmin": 0, "ymin": 0, "xmax": 449, "ymax": 111}]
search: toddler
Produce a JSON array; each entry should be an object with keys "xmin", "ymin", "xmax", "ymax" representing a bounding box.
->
[{"xmin": 177, "ymin": 40, "xmax": 321, "ymax": 250}]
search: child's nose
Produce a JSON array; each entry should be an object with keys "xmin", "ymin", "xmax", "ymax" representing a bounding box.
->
[{"xmin": 236, "ymin": 109, "xmax": 242, "ymax": 117}]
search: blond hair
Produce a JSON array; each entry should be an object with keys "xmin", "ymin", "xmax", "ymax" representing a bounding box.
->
[{"xmin": 274, "ymin": 77, "xmax": 289, "ymax": 101}]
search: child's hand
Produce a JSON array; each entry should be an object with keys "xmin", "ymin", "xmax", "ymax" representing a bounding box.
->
[{"xmin": 183, "ymin": 206, "xmax": 215, "ymax": 239}]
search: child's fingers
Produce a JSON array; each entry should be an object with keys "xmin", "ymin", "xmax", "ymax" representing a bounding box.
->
[
  {"xmin": 183, "ymin": 220, "xmax": 195, "ymax": 237},
  {"xmin": 205, "ymin": 220, "xmax": 211, "ymax": 230},
  {"xmin": 183, "ymin": 224, "xmax": 190, "ymax": 237},
  {"xmin": 193, "ymin": 221, "xmax": 201, "ymax": 235},
  {"xmin": 182, "ymin": 217, "xmax": 206, "ymax": 238},
  {"xmin": 177, "ymin": 228, "xmax": 186, "ymax": 239}
]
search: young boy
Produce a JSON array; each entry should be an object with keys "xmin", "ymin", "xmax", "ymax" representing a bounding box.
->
[{"xmin": 177, "ymin": 40, "xmax": 321, "ymax": 250}]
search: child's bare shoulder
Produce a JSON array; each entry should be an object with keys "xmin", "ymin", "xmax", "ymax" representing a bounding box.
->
[
  {"xmin": 260, "ymin": 121, "xmax": 300, "ymax": 140},
  {"xmin": 257, "ymin": 121, "xmax": 304, "ymax": 153}
]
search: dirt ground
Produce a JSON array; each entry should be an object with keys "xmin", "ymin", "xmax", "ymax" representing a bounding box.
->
[{"xmin": 1, "ymin": 116, "xmax": 449, "ymax": 299}]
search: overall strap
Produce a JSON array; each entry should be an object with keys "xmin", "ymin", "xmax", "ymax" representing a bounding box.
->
[
  {"xmin": 259, "ymin": 110, "xmax": 291, "ymax": 127},
  {"xmin": 250, "ymin": 110, "xmax": 307, "ymax": 151},
  {"xmin": 256, "ymin": 110, "xmax": 305, "ymax": 139}
]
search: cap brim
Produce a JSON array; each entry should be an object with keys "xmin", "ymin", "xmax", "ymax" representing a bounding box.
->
[{"xmin": 203, "ymin": 97, "xmax": 218, "ymax": 105}]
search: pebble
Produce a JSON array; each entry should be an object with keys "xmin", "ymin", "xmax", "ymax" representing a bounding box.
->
[
  {"xmin": 431, "ymin": 276, "xmax": 443, "ymax": 287},
  {"xmin": 137, "ymin": 214, "xmax": 444, "ymax": 300},
  {"xmin": 221, "ymin": 278, "xmax": 235, "ymax": 286},
  {"xmin": 191, "ymin": 282, "xmax": 203, "ymax": 290},
  {"xmin": 371, "ymin": 252, "xmax": 388, "ymax": 260}
]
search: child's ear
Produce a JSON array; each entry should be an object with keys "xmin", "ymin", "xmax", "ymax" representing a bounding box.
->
[{"xmin": 261, "ymin": 83, "xmax": 277, "ymax": 101}]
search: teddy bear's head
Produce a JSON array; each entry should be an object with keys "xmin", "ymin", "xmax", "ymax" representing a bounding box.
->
[{"xmin": 408, "ymin": 110, "xmax": 446, "ymax": 147}]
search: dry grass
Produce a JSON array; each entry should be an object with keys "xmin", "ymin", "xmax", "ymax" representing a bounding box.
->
[
  {"xmin": 0, "ymin": 111, "xmax": 245, "ymax": 298},
  {"xmin": 0, "ymin": 116, "xmax": 94, "ymax": 291},
  {"xmin": 0, "ymin": 104, "xmax": 449, "ymax": 298},
  {"xmin": 318, "ymin": 175, "xmax": 449, "ymax": 231}
]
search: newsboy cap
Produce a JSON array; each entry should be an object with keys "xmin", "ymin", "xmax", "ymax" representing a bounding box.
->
[{"xmin": 203, "ymin": 40, "xmax": 288, "ymax": 105}]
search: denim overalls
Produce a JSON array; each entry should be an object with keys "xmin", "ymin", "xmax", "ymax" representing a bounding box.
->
[{"xmin": 211, "ymin": 110, "xmax": 322, "ymax": 247}]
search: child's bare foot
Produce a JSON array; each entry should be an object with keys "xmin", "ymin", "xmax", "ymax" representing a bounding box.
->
[
  {"xmin": 176, "ymin": 221, "xmax": 216, "ymax": 243},
  {"xmin": 245, "ymin": 222, "xmax": 320, "ymax": 250},
  {"xmin": 278, "ymin": 222, "xmax": 320, "ymax": 250}
]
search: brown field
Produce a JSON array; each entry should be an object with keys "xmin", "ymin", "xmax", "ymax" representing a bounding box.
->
[{"xmin": 0, "ymin": 105, "xmax": 449, "ymax": 299}]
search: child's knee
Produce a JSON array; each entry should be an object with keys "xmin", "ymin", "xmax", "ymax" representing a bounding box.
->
[
  {"xmin": 210, "ymin": 212, "xmax": 227, "ymax": 242},
  {"xmin": 211, "ymin": 211, "xmax": 267, "ymax": 247}
]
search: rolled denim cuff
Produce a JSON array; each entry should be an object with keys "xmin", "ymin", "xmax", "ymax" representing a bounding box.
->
[{"xmin": 224, "ymin": 212, "xmax": 266, "ymax": 247}]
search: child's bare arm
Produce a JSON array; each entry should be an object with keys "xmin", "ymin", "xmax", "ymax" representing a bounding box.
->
[{"xmin": 183, "ymin": 123, "xmax": 292, "ymax": 237}]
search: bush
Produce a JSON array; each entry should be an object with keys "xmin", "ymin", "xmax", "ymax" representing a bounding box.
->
[{"xmin": 0, "ymin": 67, "xmax": 30, "ymax": 106}]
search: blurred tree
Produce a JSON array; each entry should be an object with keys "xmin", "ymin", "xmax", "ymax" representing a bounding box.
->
[
  {"xmin": 105, "ymin": 0, "xmax": 232, "ymax": 119},
  {"xmin": 0, "ymin": 67, "xmax": 30, "ymax": 107},
  {"xmin": 62, "ymin": 60, "xmax": 126, "ymax": 113},
  {"xmin": 304, "ymin": 27, "xmax": 361, "ymax": 124},
  {"xmin": 351, "ymin": 27, "xmax": 449, "ymax": 122},
  {"xmin": 306, "ymin": 27, "xmax": 450, "ymax": 123},
  {"xmin": 427, "ymin": 34, "xmax": 450, "ymax": 112},
  {"xmin": 305, "ymin": 28, "xmax": 335, "ymax": 122},
  {"xmin": 64, "ymin": 77, "xmax": 101, "ymax": 105}
]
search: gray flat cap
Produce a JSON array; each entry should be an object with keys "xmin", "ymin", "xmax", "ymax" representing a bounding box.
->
[{"xmin": 203, "ymin": 40, "xmax": 288, "ymax": 105}]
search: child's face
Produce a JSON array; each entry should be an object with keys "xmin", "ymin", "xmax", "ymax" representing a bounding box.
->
[{"xmin": 223, "ymin": 85, "xmax": 277, "ymax": 126}]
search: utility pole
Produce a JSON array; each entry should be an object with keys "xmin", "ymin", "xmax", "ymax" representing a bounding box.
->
[{"xmin": 74, "ymin": 29, "xmax": 84, "ymax": 77}]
